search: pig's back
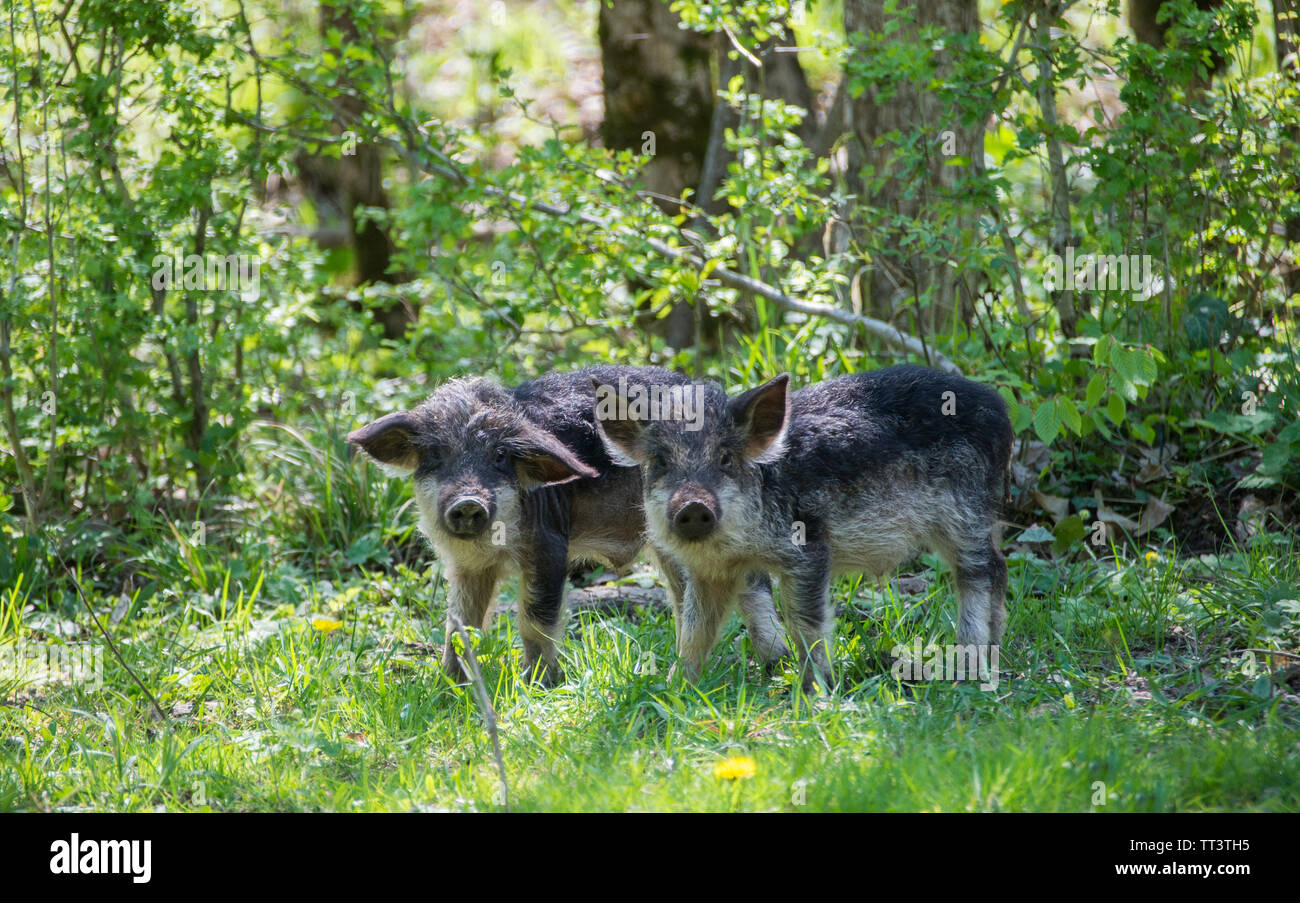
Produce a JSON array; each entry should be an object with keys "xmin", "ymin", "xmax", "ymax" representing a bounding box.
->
[
  {"xmin": 781, "ymin": 365, "xmax": 1011, "ymax": 489},
  {"xmin": 512, "ymin": 365, "xmax": 690, "ymax": 471}
]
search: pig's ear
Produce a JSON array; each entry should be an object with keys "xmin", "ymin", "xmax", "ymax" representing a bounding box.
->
[
  {"xmin": 591, "ymin": 376, "xmax": 646, "ymax": 466},
  {"xmin": 729, "ymin": 373, "xmax": 790, "ymax": 462},
  {"xmin": 514, "ymin": 427, "xmax": 599, "ymax": 490},
  {"xmin": 346, "ymin": 412, "xmax": 420, "ymax": 476}
]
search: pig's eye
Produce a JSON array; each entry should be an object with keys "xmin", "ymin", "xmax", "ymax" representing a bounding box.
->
[
  {"xmin": 494, "ymin": 447, "xmax": 510, "ymax": 468},
  {"xmin": 719, "ymin": 451, "xmax": 736, "ymax": 470}
]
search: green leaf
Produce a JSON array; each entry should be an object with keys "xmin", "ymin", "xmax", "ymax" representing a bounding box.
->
[
  {"xmin": 1085, "ymin": 374, "xmax": 1106, "ymax": 409},
  {"xmin": 1183, "ymin": 294, "xmax": 1231, "ymax": 349},
  {"xmin": 1237, "ymin": 471, "xmax": 1280, "ymax": 489},
  {"xmin": 1052, "ymin": 515, "xmax": 1086, "ymax": 555},
  {"xmin": 1092, "ymin": 410, "xmax": 1114, "ymax": 440},
  {"xmin": 1136, "ymin": 348, "xmax": 1158, "ymax": 384},
  {"xmin": 1092, "ymin": 335, "xmax": 1113, "ymax": 366},
  {"xmin": 1106, "ymin": 394, "xmax": 1126, "ymax": 426},
  {"xmin": 1259, "ymin": 442, "xmax": 1294, "ymax": 476},
  {"xmin": 1033, "ymin": 401, "xmax": 1060, "ymax": 444},
  {"xmin": 1111, "ymin": 368, "xmax": 1141, "ymax": 402},
  {"xmin": 1112, "ymin": 346, "xmax": 1139, "ymax": 386},
  {"xmin": 1276, "ymin": 420, "xmax": 1300, "ymax": 445},
  {"xmin": 1056, "ymin": 396, "xmax": 1082, "ymax": 435},
  {"xmin": 1011, "ymin": 401, "xmax": 1033, "ymax": 433},
  {"xmin": 1018, "ymin": 524, "xmax": 1055, "ymax": 543}
]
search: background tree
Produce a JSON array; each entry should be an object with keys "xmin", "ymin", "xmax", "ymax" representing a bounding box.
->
[{"xmin": 840, "ymin": 0, "xmax": 981, "ymax": 332}]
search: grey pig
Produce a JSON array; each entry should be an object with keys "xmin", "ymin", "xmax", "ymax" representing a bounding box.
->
[{"xmin": 595, "ymin": 365, "xmax": 1012, "ymax": 691}]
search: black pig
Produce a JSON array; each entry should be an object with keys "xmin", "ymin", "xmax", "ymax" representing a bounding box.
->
[
  {"xmin": 347, "ymin": 366, "xmax": 788, "ymax": 686},
  {"xmin": 596, "ymin": 365, "xmax": 1012, "ymax": 691}
]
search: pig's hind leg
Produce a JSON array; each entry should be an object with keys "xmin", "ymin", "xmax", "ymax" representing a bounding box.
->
[
  {"xmin": 941, "ymin": 525, "xmax": 1007, "ymax": 649},
  {"xmin": 943, "ymin": 535, "xmax": 1007, "ymax": 687},
  {"xmin": 944, "ymin": 539, "xmax": 1006, "ymax": 685},
  {"xmin": 986, "ymin": 541, "xmax": 1008, "ymax": 644}
]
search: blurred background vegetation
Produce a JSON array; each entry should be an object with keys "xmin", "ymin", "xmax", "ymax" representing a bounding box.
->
[{"xmin": 1, "ymin": 0, "xmax": 1298, "ymax": 603}]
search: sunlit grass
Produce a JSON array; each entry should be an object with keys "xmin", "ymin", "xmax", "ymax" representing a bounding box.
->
[{"xmin": 2, "ymin": 496, "xmax": 1296, "ymax": 811}]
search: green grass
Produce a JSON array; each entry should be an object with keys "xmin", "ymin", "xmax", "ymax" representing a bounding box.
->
[
  {"xmin": 2, "ymin": 550, "xmax": 1297, "ymax": 812},
  {"xmin": 2, "ymin": 424, "xmax": 1298, "ymax": 812}
]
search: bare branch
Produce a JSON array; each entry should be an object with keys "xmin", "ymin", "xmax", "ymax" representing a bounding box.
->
[
  {"xmin": 64, "ymin": 564, "xmax": 170, "ymax": 723},
  {"xmin": 447, "ymin": 613, "xmax": 510, "ymax": 812},
  {"xmin": 234, "ymin": 48, "xmax": 962, "ymax": 375}
]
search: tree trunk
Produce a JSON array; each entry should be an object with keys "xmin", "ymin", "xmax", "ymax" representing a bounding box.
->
[
  {"xmin": 1034, "ymin": 2, "xmax": 1078, "ymax": 341},
  {"xmin": 1129, "ymin": 0, "xmax": 1227, "ymax": 84},
  {"xmin": 599, "ymin": 1, "xmax": 716, "ymax": 349},
  {"xmin": 843, "ymin": 0, "xmax": 981, "ymax": 333},
  {"xmin": 599, "ymin": 2, "xmax": 818, "ymax": 350},
  {"xmin": 599, "ymin": 0, "xmax": 715, "ymax": 207},
  {"xmin": 308, "ymin": 0, "xmax": 411, "ymax": 340},
  {"xmin": 696, "ymin": 34, "xmax": 816, "ymax": 216},
  {"xmin": 1276, "ymin": 0, "xmax": 1300, "ymax": 301}
]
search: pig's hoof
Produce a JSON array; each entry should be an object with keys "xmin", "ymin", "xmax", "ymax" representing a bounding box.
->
[
  {"xmin": 798, "ymin": 669, "xmax": 831, "ymax": 696},
  {"xmin": 667, "ymin": 661, "xmax": 703, "ymax": 685},
  {"xmin": 760, "ymin": 652, "xmax": 794, "ymax": 679},
  {"xmin": 522, "ymin": 658, "xmax": 564, "ymax": 688}
]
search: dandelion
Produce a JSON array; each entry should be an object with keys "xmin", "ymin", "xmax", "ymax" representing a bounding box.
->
[
  {"xmin": 713, "ymin": 756, "xmax": 757, "ymax": 780},
  {"xmin": 312, "ymin": 617, "xmax": 343, "ymax": 633},
  {"xmin": 1143, "ymin": 551, "xmax": 1160, "ymax": 565}
]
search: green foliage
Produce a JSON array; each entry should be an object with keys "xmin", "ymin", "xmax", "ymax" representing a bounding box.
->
[{"xmin": 1, "ymin": 0, "xmax": 1299, "ymax": 812}]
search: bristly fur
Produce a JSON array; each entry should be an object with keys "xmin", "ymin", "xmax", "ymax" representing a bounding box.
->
[
  {"xmin": 597, "ymin": 364, "xmax": 1013, "ymax": 692},
  {"xmin": 349, "ymin": 366, "xmax": 787, "ymax": 686}
]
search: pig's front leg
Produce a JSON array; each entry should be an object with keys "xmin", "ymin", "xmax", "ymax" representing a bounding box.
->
[
  {"xmin": 442, "ymin": 566, "xmax": 502, "ymax": 683},
  {"xmin": 738, "ymin": 572, "xmax": 791, "ymax": 671},
  {"xmin": 517, "ymin": 530, "xmax": 569, "ymax": 687},
  {"xmin": 648, "ymin": 546, "xmax": 688, "ymax": 627},
  {"xmin": 784, "ymin": 542, "xmax": 834, "ymax": 694},
  {"xmin": 670, "ymin": 573, "xmax": 737, "ymax": 684}
]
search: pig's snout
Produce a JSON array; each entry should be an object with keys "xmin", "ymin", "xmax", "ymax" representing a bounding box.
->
[
  {"xmin": 445, "ymin": 496, "xmax": 491, "ymax": 537},
  {"xmin": 668, "ymin": 487, "xmax": 719, "ymax": 541}
]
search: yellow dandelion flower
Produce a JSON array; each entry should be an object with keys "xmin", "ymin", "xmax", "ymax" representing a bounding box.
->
[
  {"xmin": 1144, "ymin": 551, "xmax": 1160, "ymax": 565},
  {"xmin": 713, "ymin": 756, "xmax": 757, "ymax": 780},
  {"xmin": 312, "ymin": 617, "xmax": 343, "ymax": 633}
]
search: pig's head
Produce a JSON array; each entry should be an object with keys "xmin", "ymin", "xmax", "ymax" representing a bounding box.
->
[
  {"xmin": 595, "ymin": 374, "xmax": 790, "ymax": 559},
  {"xmin": 347, "ymin": 379, "xmax": 596, "ymax": 554}
]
